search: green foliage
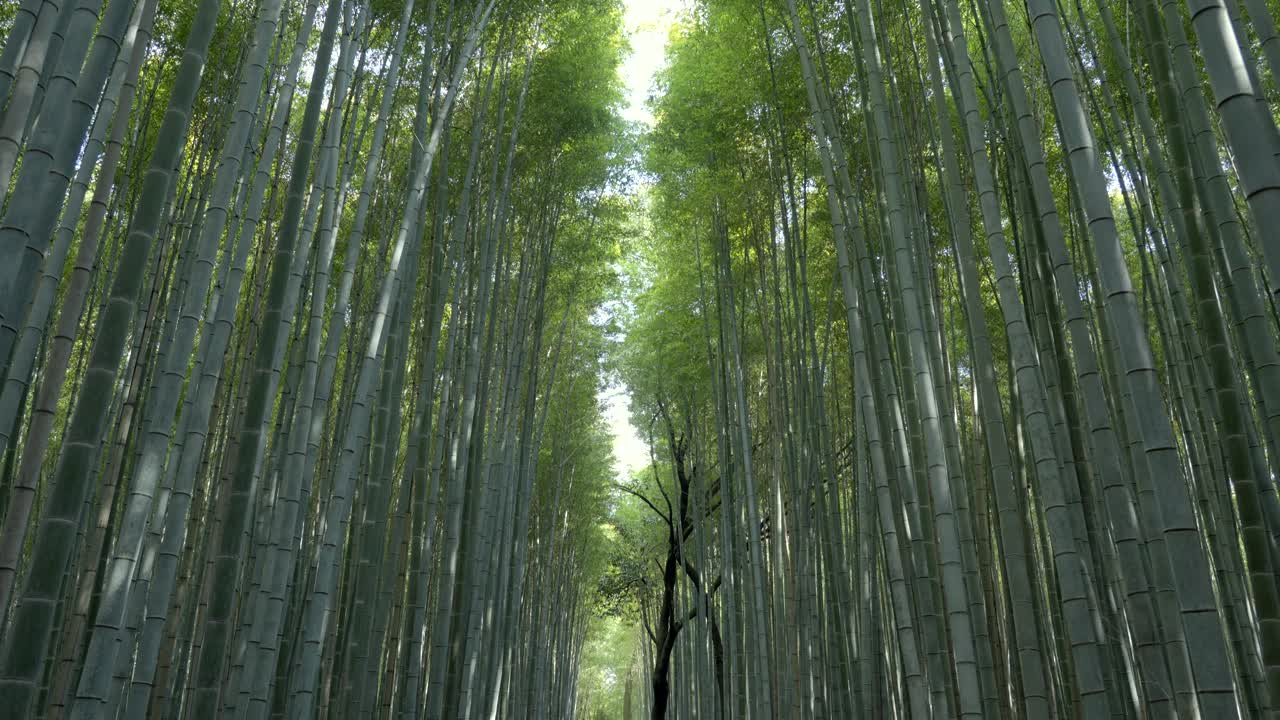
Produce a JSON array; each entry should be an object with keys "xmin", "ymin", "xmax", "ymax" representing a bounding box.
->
[{"xmin": 575, "ymin": 613, "xmax": 641, "ymax": 719}]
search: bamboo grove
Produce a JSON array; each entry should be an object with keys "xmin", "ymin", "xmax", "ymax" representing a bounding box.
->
[
  {"xmin": 2, "ymin": 0, "xmax": 1280, "ymax": 716},
  {"xmin": 0, "ymin": 0, "xmax": 630, "ymax": 716},
  {"xmin": 598, "ymin": 0, "xmax": 1280, "ymax": 717}
]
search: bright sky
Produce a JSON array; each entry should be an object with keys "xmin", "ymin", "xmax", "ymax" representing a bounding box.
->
[
  {"xmin": 619, "ymin": 0, "xmax": 683, "ymax": 127},
  {"xmin": 599, "ymin": 0, "xmax": 682, "ymax": 482}
]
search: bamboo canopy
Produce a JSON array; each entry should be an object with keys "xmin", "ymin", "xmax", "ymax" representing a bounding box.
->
[{"xmin": 0, "ymin": 0, "xmax": 1278, "ymax": 717}]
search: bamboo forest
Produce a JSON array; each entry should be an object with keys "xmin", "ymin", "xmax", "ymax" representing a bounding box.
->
[{"xmin": 4, "ymin": 0, "xmax": 1280, "ymax": 715}]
